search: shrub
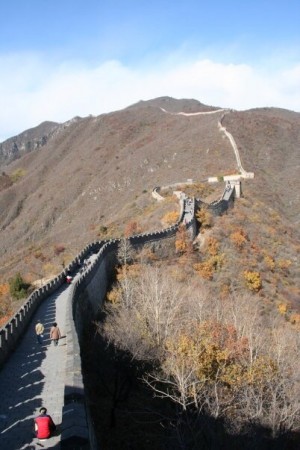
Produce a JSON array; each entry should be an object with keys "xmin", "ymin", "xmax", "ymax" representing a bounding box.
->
[
  {"xmin": 175, "ymin": 224, "xmax": 190, "ymax": 254},
  {"xmin": 98, "ymin": 225, "xmax": 108, "ymax": 235},
  {"xmin": 0, "ymin": 283, "xmax": 12, "ymax": 321},
  {"xmin": 277, "ymin": 303, "xmax": 288, "ymax": 315},
  {"xmin": 162, "ymin": 210, "xmax": 179, "ymax": 225},
  {"xmin": 194, "ymin": 254, "xmax": 225, "ymax": 280},
  {"xmin": 0, "ymin": 283, "xmax": 9, "ymax": 296},
  {"xmin": 10, "ymin": 168, "xmax": 26, "ymax": 183},
  {"xmin": 230, "ymin": 228, "xmax": 248, "ymax": 249},
  {"xmin": 264, "ymin": 255, "xmax": 275, "ymax": 271},
  {"xmin": 196, "ymin": 207, "xmax": 213, "ymax": 228},
  {"xmin": 290, "ymin": 313, "xmax": 300, "ymax": 325},
  {"xmin": 124, "ymin": 221, "xmax": 142, "ymax": 237},
  {"xmin": 34, "ymin": 250, "xmax": 47, "ymax": 261},
  {"xmin": 207, "ymin": 236, "xmax": 219, "ymax": 256},
  {"xmin": 107, "ymin": 288, "xmax": 121, "ymax": 304},
  {"xmin": 193, "ymin": 261, "xmax": 214, "ymax": 280},
  {"xmin": 278, "ymin": 259, "xmax": 292, "ymax": 271},
  {"xmin": 9, "ymin": 273, "xmax": 31, "ymax": 300},
  {"xmin": 243, "ymin": 270, "xmax": 262, "ymax": 292},
  {"xmin": 54, "ymin": 244, "xmax": 65, "ymax": 256}
]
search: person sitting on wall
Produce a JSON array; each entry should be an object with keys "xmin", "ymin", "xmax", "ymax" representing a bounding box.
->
[
  {"xmin": 34, "ymin": 407, "xmax": 56, "ymax": 440},
  {"xmin": 66, "ymin": 269, "xmax": 73, "ymax": 283}
]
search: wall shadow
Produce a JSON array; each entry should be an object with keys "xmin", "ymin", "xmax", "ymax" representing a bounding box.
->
[{"xmin": 82, "ymin": 320, "xmax": 300, "ymax": 450}]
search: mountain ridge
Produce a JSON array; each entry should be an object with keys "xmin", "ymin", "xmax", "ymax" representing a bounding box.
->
[{"xmin": 0, "ymin": 97, "xmax": 299, "ymax": 314}]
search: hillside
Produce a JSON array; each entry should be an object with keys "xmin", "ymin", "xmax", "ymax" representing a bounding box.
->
[
  {"xmin": 0, "ymin": 96, "xmax": 299, "ymax": 317},
  {"xmin": 0, "ymin": 121, "xmax": 59, "ymax": 164}
]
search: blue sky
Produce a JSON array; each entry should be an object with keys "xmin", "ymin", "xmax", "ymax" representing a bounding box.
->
[{"xmin": 0, "ymin": 0, "xmax": 299, "ymax": 141}]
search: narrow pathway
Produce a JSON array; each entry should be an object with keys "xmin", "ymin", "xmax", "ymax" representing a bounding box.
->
[
  {"xmin": 0, "ymin": 283, "xmax": 70, "ymax": 450},
  {"xmin": 161, "ymin": 106, "xmax": 254, "ymax": 180},
  {"xmin": 160, "ymin": 107, "xmax": 228, "ymax": 116},
  {"xmin": 218, "ymin": 113, "xmax": 254, "ymax": 179}
]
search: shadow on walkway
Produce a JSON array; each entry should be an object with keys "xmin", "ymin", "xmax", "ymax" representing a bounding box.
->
[{"xmin": 0, "ymin": 284, "xmax": 69, "ymax": 449}]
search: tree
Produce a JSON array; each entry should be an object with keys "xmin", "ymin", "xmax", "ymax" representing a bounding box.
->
[
  {"xmin": 175, "ymin": 224, "xmax": 193, "ymax": 256},
  {"xmin": 193, "ymin": 254, "xmax": 225, "ymax": 280},
  {"xmin": 196, "ymin": 207, "xmax": 213, "ymax": 228},
  {"xmin": 102, "ymin": 265, "xmax": 186, "ymax": 360},
  {"xmin": 98, "ymin": 264, "xmax": 300, "ymax": 441},
  {"xmin": 116, "ymin": 239, "xmax": 137, "ymax": 308},
  {"xmin": 230, "ymin": 228, "xmax": 248, "ymax": 249},
  {"xmin": 243, "ymin": 270, "xmax": 262, "ymax": 292},
  {"xmin": 117, "ymin": 238, "xmax": 136, "ymax": 266}
]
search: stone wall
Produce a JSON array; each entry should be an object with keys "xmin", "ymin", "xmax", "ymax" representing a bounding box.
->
[
  {"xmin": 0, "ymin": 190, "xmax": 234, "ymax": 449},
  {"xmin": 0, "ymin": 242, "xmax": 100, "ymax": 448},
  {"xmin": 0, "ymin": 272, "xmax": 65, "ymax": 368},
  {"xmin": 196, "ymin": 184, "xmax": 235, "ymax": 217},
  {"xmin": 66, "ymin": 199, "xmax": 187, "ymax": 448}
]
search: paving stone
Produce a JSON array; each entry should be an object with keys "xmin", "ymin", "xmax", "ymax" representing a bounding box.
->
[{"xmin": 0, "ymin": 284, "xmax": 70, "ymax": 449}]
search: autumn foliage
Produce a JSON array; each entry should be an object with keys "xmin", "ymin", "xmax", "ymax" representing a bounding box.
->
[
  {"xmin": 162, "ymin": 210, "xmax": 179, "ymax": 226},
  {"xmin": 100, "ymin": 264, "xmax": 300, "ymax": 443},
  {"xmin": 175, "ymin": 224, "xmax": 191, "ymax": 254},
  {"xmin": 124, "ymin": 220, "xmax": 142, "ymax": 237},
  {"xmin": 196, "ymin": 207, "xmax": 213, "ymax": 228},
  {"xmin": 0, "ymin": 283, "xmax": 12, "ymax": 325},
  {"xmin": 230, "ymin": 228, "xmax": 248, "ymax": 248},
  {"xmin": 243, "ymin": 270, "xmax": 262, "ymax": 291}
]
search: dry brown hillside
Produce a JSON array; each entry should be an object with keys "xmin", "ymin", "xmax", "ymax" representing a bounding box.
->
[
  {"xmin": 223, "ymin": 108, "xmax": 300, "ymax": 223},
  {"xmin": 0, "ymin": 97, "xmax": 299, "ymax": 316}
]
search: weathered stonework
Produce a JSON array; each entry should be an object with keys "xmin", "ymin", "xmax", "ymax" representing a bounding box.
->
[{"xmin": 0, "ymin": 186, "xmax": 235, "ymax": 449}]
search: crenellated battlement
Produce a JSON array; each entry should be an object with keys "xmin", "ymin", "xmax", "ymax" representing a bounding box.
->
[{"xmin": 0, "ymin": 186, "xmax": 235, "ymax": 448}]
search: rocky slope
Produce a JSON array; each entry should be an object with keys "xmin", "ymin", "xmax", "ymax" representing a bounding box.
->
[
  {"xmin": 0, "ymin": 97, "xmax": 299, "ymax": 310},
  {"xmin": 0, "ymin": 121, "xmax": 59, "ymax": 164}
]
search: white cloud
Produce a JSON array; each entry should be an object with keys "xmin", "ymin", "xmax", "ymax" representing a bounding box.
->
[{"xmin": 0, "ymin": 54, "xmax": 299, "ymax": 141}]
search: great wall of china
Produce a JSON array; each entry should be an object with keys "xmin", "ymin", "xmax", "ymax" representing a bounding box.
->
[{"xmin": 0, "ymin": 107, "xmax": 253, "ymax": 448}]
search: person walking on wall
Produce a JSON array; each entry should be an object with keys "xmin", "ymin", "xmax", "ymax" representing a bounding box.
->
[
  {"xmin": 34, "ymin": 407, "xmax": 56, "ymax": 440},
  {"xmin": 50, "ymin": 322, "xmax": 61, "ymax": 346},
  {"xmin": 35, "ymin": 320, "xmax": 44, "ymax": 345}
]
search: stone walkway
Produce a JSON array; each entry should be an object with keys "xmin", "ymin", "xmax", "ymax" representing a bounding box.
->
[{"xmin": 0, "ymin": 283, "xmax": 71, "ymax": 450}]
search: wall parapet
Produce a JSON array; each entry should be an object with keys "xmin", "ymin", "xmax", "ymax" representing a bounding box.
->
[
  {"xmin": 0, "ymin": 188, "xmax": 234, "ymax": 448},
  {"xmin": 0, "ymin": 271, "xmax": 65, "ymax": 368}
]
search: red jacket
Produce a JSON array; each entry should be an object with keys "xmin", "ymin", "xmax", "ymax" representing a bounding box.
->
[{"xmin": 35, "ymin": 414, "xmax": 56, "ymax": 439}]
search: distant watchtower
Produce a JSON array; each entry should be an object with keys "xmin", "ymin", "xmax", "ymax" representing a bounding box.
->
[{"xmin": 228, "ymin": 180, "xmax": 242, "ymax": 198}]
